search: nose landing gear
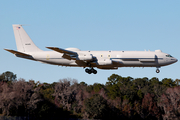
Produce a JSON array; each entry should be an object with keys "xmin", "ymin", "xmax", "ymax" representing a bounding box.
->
[
  {"xmin": 156, "ymin": 68, "xmax": 160, "ymax": 73},
  {"xmin": 85, "ymin": 68, "xmax": 97, "ymax": 74}
]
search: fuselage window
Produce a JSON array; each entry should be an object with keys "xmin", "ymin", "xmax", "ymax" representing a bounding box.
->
[
  {"xmin": 101, "ymin": 55, "xmax": 103, "ymax": 57},
  {"xmin": 166, "ymin": 55, "xmax": 173, "ymax": 57},
  {"xmin": 108, "ymin": 55, "xmax": 111, "ymax": 58}
]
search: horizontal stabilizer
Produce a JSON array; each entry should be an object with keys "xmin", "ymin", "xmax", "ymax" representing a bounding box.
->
[{"xmin": 4, "ymin": 49, "xmax": 32, "ymax": 57}]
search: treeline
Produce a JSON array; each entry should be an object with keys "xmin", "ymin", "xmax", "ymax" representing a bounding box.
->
[{"xmin": 0, "ymin": 71, "xmax": 180, "ymax": 120}]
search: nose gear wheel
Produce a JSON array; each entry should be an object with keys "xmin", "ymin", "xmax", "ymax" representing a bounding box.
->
[{"xmin": 156, "ymin": 68, "xmax": 160, "ymax": 73}]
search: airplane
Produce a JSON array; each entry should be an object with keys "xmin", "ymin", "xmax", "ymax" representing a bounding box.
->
[{"xmin": 4, "ymin": 24, "xmax": 178, "ymax": 74}]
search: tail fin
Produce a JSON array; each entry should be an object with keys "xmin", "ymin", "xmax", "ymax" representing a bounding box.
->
[{"xmin": 12, "ymin": 24, "xmax": 43, "ymax": 52}]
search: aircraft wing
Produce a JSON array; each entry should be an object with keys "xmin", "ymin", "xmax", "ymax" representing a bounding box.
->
[
  {"xmin": 46, "ymin": 47, "xmax": 93, "ymax": 61},
  {"xmin": 46, "ymin": 47, "xmax": 78, "ymax": 60},
  {"xmin": 46, "ymin": 47, "xmax": 77, "ymax": 55}
]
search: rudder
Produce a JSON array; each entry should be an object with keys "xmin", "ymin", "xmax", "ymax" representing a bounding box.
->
[{"xmin": 12, "ymin": 24, "xmax": 42, "ymax": 52}]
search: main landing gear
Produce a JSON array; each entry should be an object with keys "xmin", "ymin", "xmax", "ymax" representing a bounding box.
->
[{"xmin": 85, "ymin": 68, "xmax": 97, "ymax": 74}]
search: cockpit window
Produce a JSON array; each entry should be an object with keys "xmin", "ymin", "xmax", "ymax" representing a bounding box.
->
[{"xmin": 166, "ymin": 54, "xmax": 173, "ymax": 57}]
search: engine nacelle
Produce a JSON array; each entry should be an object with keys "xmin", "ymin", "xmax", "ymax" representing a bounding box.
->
[
  {"xmin": 96, "ymin": 59, "xmax": 112, "ymax": 65},
  {"xmin": 77, "ymin": 54, "xmax": 93, "ymax": 61}
]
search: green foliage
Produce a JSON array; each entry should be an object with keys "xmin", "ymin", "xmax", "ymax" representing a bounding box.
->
[
  {"xmin": 123, "ymin": 95, "xmax": 129, "ymax": 100},
  {"xmin": 107, "ymin": 84, "xmax": 121, "ymax": 99},
  {"xmin": 40, "ymin": 87, "xmax": 55, "ymax": 100},
  {"xmin": 174, "ymin": 79, "xmax": 180, "ymax": 86},
  {"xmin": 0, "ymin": 71, "xmax": 16, "ymax": 83},
  {"xmin": 162, "ymin": 78, "xmax": 176, "ymax": 87},
  {"xmin": 86, "ymin": 85, "xmax": 94, "ymax": 93},
  {"xmin": 86, "ymin": 83, "xmax": 105, "ymax": 93},
  {"xmin": 93, "ymin": 83, "xmax": 104, "ymax": 92},
  {"xmin": 106, "ymin": 74, "xmax": 122, "ymax": 99},
  {"xmin": 37, "ymin": 101, "xmax": 52, "ymax": 119},
  {"xmin": 79, "ymin": 81, "xmax": 87, "ymax": 86},
  {"xmin": 137, "ymin": 90, "xmax": 143, "ymax": 100},
  {"xmin": 84, "ymin": 94, "xmax": 108, "ymax": 119},
  {"xmin": 106, "ymin": 74, "xmax": 121, "ymax": 86},
  {"xmin": 133, "ymin": 78, "xmax": 148, "ymax": 90},
  {"xmin": 38, "ymin": 83, "xmax": 55, "ymax": 101},
  {"xmin": 149, "ymin": 77, "xmax": 160, "ymax": 85},
  {"xmin": 106, "ymin": 74, "xmax": 135, "ymax": 100}
]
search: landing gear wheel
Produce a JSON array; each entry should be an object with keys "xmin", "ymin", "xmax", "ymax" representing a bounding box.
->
[
  {"xmin": 85, "ymin": 68, "xmax": 91, "ymax": 74},
  {"xmin": 92, "ymin": 69, "xmax": 97, "ymax": 74},
  {"xmin": 156, "ymin": 69, "xmax": 160, "ymax": 73},
  {"xmin": 85, "ymin": 68, "xmax": 97, "ymax": 74}
]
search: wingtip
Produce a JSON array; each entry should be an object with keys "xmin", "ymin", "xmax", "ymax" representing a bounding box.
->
[
  {"xmin": 46, "ymin": 47, "xmax": 57, "ymax": 49},
  {"xmin": 46, "ymin": 47, "xmax": 52, "ymax": 49}
]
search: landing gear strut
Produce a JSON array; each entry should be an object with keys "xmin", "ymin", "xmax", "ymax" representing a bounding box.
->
[
  {"xmin": 85, "ymin": 68, "xmax": 97, "ymax": 74},
  {"xmin": 156, "ymin": 68, "xmax": 160, "ymax": 73}
]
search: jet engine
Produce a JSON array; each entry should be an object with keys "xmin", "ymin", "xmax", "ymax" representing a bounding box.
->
[
  {"xmin": 96, "ymin": 59, "xmax": 112, "ymax": 65},
  {"xmin": 76, "ymin": 54, "xmax": 93, "ymax": 61}
]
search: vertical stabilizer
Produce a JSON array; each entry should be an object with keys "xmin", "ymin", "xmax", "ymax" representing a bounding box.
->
[{"xmin": 12, "ymin": 24, "xmax": 42, "ymax": 52}]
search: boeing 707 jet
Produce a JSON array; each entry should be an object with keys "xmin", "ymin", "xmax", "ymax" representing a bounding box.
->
[{"xmin": 4, "ymin": 25, "xmax": 178, "ymax": 74}]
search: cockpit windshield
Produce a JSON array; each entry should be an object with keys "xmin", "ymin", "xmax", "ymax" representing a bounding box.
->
[{"xmin": 166, "ymin": 54, "xmax": 173, "ymax": 57}]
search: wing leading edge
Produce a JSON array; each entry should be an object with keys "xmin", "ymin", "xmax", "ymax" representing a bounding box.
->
[
  {"xmin": 46, "ymin": 47, "xmax": 78, "ymax": 60},
  {"xmin": 46, "ymin": 47, "xmax": 77, "ymax": 55}
]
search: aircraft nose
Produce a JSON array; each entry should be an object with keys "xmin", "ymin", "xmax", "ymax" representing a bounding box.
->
[
  {"xmin": 172, "ymin": 58, "xmax": 178, "ymax": 63},
  {"xmin": 175, "ymin": 58, "xmax": 178, "ymax": 63}
]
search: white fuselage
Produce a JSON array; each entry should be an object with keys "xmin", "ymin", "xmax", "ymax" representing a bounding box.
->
[{"xmin": 25, "ymin": 49, "xmax": 177, "ymax": 69}]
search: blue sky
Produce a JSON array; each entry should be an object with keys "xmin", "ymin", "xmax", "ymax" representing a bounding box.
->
[{"xmin": 0, "ymin": 1, "xmax": 180, "ymax": 85}]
